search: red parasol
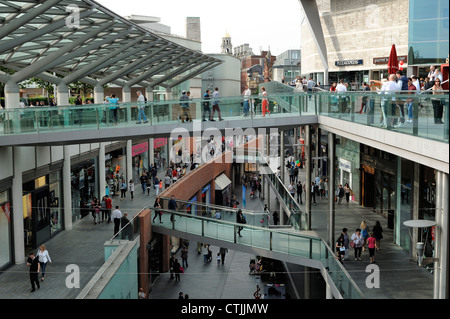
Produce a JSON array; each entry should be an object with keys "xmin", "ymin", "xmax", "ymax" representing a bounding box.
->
[{"xmin": 387, "ymin": 44, "xmax": 399, "ymax": 74}]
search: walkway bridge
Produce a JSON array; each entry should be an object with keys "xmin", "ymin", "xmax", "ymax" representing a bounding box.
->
[
  {"xmin": 79, "ymin": 198, "xmax": 364, "ymax": 300},
  {"xmin": 1, "ymin": 89, "xmax": 448, "ymax": 172}
]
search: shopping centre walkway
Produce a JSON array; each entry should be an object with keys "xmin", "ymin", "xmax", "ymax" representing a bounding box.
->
[{"xmin": 0, "ymin": 162, "xmax": 434, "ymax": 299}]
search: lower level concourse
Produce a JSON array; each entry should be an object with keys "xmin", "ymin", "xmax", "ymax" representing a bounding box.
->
[{"xmin": 0, "ymin": 124, "xmax": 448, "ymax": 299}]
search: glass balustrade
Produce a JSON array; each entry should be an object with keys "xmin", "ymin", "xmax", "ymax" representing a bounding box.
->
[
  {"xmin": 113, "ymin": 205, "xmax": 362, "ymax": 298},
  {"xmin": 157, "ymin": 196, "xmax": 269, "ymax": 227},
  {"xmin": 1, "ymin": 91, "xmax": 448, "ymax": 144}
]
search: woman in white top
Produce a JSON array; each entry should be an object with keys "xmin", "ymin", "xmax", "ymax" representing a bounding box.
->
[
  {"xmin": 351, "ymin": 229, "xmax": 364, "ymax": 261},
  {"xmin": 37, "ymin": 244, "xmax": 52, "ymax": 281}
]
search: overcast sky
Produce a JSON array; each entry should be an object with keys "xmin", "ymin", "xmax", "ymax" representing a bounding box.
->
[{"xmin": 96, "ymin": 0, "xmax": 304, "ymax": 56}]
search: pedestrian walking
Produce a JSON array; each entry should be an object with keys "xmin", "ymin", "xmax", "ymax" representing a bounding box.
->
[
  {"xmin": 120, "ymin": 179, "xmax": 127, "ymax": 200},
  {"xmin": 36, "ymin": 244, "xmax": 51, "ymax": 281},
  {"xmin": 210, "ymin": 87, "xmax": 224, "ymax": 121},
  {"xmin": 236, "ymin": 209, "xmax": 246, "ymax": 237},
  {"xmin": 337, "ymin": 184, "xmax": 344, "ymax": 204},
  {"xmin": 181, "ymin": 246, "xmax": 189, "ymax": 269},
  {"xmin": 104, "ymin": 195, "xmax": 112, "ymax": 223},
  {"xmin": 342, "ymin": 228, "xmax": 350, "ymax": 260},
  {"xmin": 272, "ymin": 211, "xmax": 279, "ymax": 225},
  {"xmin": 154, "ymin": 177, "xmax": 160, "ymax": 196},
  {"xmin": 288, "ymin": 181, "xmax": 296, "ymax": 199},
  {"xmin": 100, "ymin": 196, "xmax": 106, "ymax": 223},
  {"xmin": 344, "ymin": 183, "xmax": 351, "ymax": 205},
  {"xmin": 372, "ymin": 220, "xmax": 384, "ymax": 251},
  {"xmin": 261, "ymin": 86, "xmax": 271, "ymax": 116},
  {"xmin": 27, "ymin": 252, "xmax": 40, "ymax": 292},
  {"xmin": 111, "ymin": 206, "xmax": 122, "ymax": 235},
  {"xmin": 168, "ymin": 195, "xmax": 178, "ymax": 224},
  {"xmin": 243, "ymin": 85, "xmax": 251, "ymax": 116},
  {"xmin": 296, "ymin": 180, "xmax": 303, "ymax": 204},
  {"xmin": 202, "ymin": 89, "xmax": 211, "ymax": 121},
  {"xmin": 164, "ymin": 174, "xmax": 171, "ymax": 189},
  {"xmin": 319, "ymin": 179, "xmax": 325, "ymax": 199},
  {"xmin": 92, "ymin": 197, "xmax": 100, "ymax": 224},
  {"xmin": 219, "ymin": 247, "xmax": 228, "ymax": 265},
  {"xmin": 173, "ymin": 258, "xmax": 182, "ymax": 282},
  {"xmin": 351, "ymin": 228, "xmax": 364, "ymax": 261},
  {"xmin": 129, "ymin": 179, "xmax": 134, "ymax": 200},
  {"xmin": 140, "ymin": 172, "xmax": 148, "ymax": 194},
  {"xmin": 153, "ymin": 197, "xmax": 162, "ymax": 223},
  {"xmin": 311, "ymin": 182, "xmax": 317, "ymax": 205},
  {"xmin": 361, "ymin": 220, "xmax": 370, "ymax": 251},
  {"xmin": 367, "ymin": 232, "xmax": 377, "ymax": 264},
  {"xmin": 202, "ymin": 244, "xmax": 210, "ymax": 264},
  {"xmin": 179, "ymin": 90, "xmax": 191, "ymax": 123},
  {"xmin": 136, "ymin": 90, "xmax": 149, "ymax": 124},
  {"xmin": 335, "ymin": 234, "xmax": 345, "ymax": 264},
  {"xmin": 169, "ymin": 254, "xmax": 175, "ymax": 280}
]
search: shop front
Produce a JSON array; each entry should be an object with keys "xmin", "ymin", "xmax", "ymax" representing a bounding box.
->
[
  {"xmin": 153, "ymin": 138, "xmax": 168, "ymax": 168},
  {"xmin": 71, "ymin": 159, "xmax": 98, "ymax": 221},
  {"xmin": 105, "ymin": 149, "xmax": 126, "ymax": 198},
  {"xmin": 132, "ymin": 141, "xmax": 149, "ymax": 181},
  {"xmin": 361, "ymin": 149, "xmax": 397, "ymax": 219},
  {"xmin": 22, "ymin": 171, "xmax": 63, "ymax": 250},
  {"xmin": 335, "ymin": 137, "xmax": 360, "ymax": 203},
  {"xmin": 0, "ymin": 188, "xmax": 12, "ymax": 269},
  {"xmin": 371, "ymin": 55, "xmax": 408, "ymax": 81}
]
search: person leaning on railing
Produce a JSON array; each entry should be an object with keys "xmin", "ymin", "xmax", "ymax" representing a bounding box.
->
[{"xmin": 431, "ymin": 79, "xmax": 444, "ymax": 124}]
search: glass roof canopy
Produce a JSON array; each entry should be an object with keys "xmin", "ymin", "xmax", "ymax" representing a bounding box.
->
[{"xmin": 0, "ymin": 0, "xmax": 222, "ymax": 90}]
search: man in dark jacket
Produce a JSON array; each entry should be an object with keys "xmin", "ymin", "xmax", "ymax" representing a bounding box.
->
[{"xmin": 27, "ymin": 252, "xmax": 40, "ymax": 292}]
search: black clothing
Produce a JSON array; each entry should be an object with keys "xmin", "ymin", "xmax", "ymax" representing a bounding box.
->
[{"xmin": 28, "ymin": 256, "xmax": 40, "ymax": 291}]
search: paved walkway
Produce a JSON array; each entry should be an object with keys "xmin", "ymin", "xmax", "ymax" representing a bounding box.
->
[{"xmin": 0, "ymin": 155, "xmax": 435, "ymax": 299}]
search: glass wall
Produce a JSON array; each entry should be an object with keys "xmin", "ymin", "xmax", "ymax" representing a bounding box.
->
[
  {"xmin": 0, "ymin": 190, "xmax": 12, "ymax": 269},
  {"xmin": 335, "ymin": 137, "xmax": 360, "ymax": 203},
  {"xmin": 49, "ymin": 171, "xmax": 63, "ymax": 234},
  {"xmin": 71, "ymin": 160, "xmax": 97, "ymax": 221},
  {"xmin": 22, "ymin": 172, "xmax": 63, "ymax": 249},
  {"xmin": 408, "ymin": 0, "xmax": 449, "ymax": 65},
  {"xmin": 398, "ymin": 158, "xmax": 415, "ymax": 250}
]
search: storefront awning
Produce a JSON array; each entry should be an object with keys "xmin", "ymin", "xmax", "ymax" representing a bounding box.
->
[{"xmin": 215, "ymin": 174, "xmax": 231, "ymax": 191}]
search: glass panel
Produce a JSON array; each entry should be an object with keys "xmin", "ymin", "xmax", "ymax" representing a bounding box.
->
[{"xmin": 1, "ymin": 91, "xmax": 448, "ymax": 145}]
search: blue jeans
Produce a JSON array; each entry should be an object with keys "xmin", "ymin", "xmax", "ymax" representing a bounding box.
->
[
  {"xmin": 137, "ymin": 107, "xmax": 147, "ymax": 123},
  {"xmin": 407, "ymin": 102, "xmax": 413, "ymax": 120},
  {"xmin": 39, "ymin": 262, "xmax": 47, "ymax": 278},
  {"xmin": 243, "ymin": 100, "xmax": 249, "ymax": 116}
]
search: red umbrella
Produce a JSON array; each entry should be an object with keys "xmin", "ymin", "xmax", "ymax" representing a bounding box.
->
[{"xmin": 387, "ymin": 44, "xmax": 399, "ymax": 74}]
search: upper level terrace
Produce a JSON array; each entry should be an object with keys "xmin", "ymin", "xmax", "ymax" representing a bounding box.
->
[{"xmin": 0, "ymin": 90, "xmax": 448, "ymax": 173}]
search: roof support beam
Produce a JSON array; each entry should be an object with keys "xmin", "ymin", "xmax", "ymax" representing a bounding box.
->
[
  {"xmin": 97, "ymin": 43, "xmax": 170, "ymax": 86},
  {"xmin": 126, "ymin": 51, "xmax": 191, "ymax": 87},
  {"xmin": 168, "ymin": 61, "xmax": 222, "ymax": 88},
  {"xmin": 11, "ymin": 21, "xmax": 118, "ymax": 83},
  {"xmin": 0, "ymin": 0, "xmax": 64, "ymax": 40},
  {"xmin": 0, "ymin": 8, "xmax": 96, "ymax": 55},
  {"xmin": 149, "ymin": 59, "xmax": 201, "ymax": 88},
  {"xmin": 61, "ymin": 37, "xmax": 155, "ymax": 84}
]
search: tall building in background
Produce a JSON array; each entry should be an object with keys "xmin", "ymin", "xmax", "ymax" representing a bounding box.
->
[
  {"xmin": 300, "ymin": 0, "xmax": 409, "ymax": 88},
  {"xmin": 186, "ymin": 17, "xmax": 201, "ymax": 42},
  {"xmin": 407, "ymin": 0, "xmax": 449, "ymax": 84},
  {"xmin": 221, "ymin": 32, "xmax": 233, "ymax": 54},
  {"xmin": 273, "ymin": 49, "xmax": 302, "ymax": 83}
]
